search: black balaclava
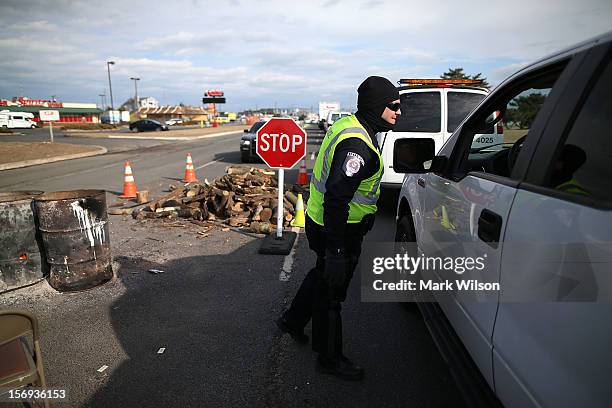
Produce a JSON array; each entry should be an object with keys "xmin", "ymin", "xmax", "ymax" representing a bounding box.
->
[{"xmin": 356, "ymin": 76, "xmax": 399, "ymax": 134}]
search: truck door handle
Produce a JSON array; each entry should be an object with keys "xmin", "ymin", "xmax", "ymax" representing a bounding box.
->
[
  {"xmin": 417, "ymin": 178, "xmax": 426, "ymax": 188},
  {"xmin": 478, "ymin": 209, "xmax": 502, "ymax": 248}
]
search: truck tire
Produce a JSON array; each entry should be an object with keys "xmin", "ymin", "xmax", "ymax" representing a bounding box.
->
[{"xmin": 394, "ymin": 212, "xmax": 420, "ymax": 308}]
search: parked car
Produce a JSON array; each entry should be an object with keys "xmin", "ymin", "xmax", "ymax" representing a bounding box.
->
[
  {"xmin": 240, "ymin": 120, "xmax": 266, "ymax": 162},
  {"xmin": 129, "ymin": 119, "xmax": 168, "ymax": 132},
  {"xmin": 378, "ymin": 79, "xmax": 502, "ymax": 188},
  {"xmin": 394, "ymin": 31, "xmax": 612, "ymax": 408},
  {"xmin": 165, "ymin": 118, "xmax": 183, "ymax": 126}
]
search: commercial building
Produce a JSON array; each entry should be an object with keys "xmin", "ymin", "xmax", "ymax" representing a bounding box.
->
[
  {"xmin": 138, "ymin": 97, "xmax": 160, "ymax": 109},
  {"xmin": 137, "ymin": 105, "xmax": 210, "ymax": 123},
  {"xmin": 0, "ymin": 97, "xmax": 102, "ymax": 123}
]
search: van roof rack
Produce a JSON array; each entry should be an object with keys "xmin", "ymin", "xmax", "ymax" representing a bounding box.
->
[{"xmin": 398, "ymin": 78, "xmax": 483, "ymax": 86}]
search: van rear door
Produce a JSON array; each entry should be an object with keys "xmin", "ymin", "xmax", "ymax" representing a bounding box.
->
[{"xmin": 379, "ymin": 90, "xmax": 442, "ymax": 185}]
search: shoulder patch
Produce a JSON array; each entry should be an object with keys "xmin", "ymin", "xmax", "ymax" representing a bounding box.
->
[{"xmin": 342, "ymin": 152, "xmax": 365, "ymax": 177}]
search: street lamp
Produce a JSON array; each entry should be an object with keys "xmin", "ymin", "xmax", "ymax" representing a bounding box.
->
[
  {"xmin": 106, "ymin": 60, "xmax": 115, "ymax": 122},
  {"xmin": 130, "ymin": 77, "xmax": 140, "ymax": 113}
]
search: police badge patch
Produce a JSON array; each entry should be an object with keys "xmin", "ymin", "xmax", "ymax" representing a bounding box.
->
[{"xmin": 343, "ymin": 152, "xmax": 365, "ymax": 177}]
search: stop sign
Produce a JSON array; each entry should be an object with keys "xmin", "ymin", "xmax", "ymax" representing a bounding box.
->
[{"xmin": 256, "ymin": 118, "xmax": 307, "ymax": 168}]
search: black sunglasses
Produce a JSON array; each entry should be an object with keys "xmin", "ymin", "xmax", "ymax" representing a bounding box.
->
[{"xmin": 386, "ymin": 102, "xmax": 401, "ymax": 112}]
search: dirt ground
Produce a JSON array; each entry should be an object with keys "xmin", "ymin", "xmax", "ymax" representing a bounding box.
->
[{"xmin": 0, "ymin": 142, "xmax": 103, "ymax": 165}]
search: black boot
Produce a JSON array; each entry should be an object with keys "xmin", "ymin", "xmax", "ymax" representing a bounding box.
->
[
  {"xmin": 316, "ymin": 354, "xmax": 364, "ymax": 381},
  {"xmin": 276, "ymin": 317, "xmax": 309, "ymax": 344}
]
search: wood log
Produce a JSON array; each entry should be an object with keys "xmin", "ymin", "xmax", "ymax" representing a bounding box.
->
[
  {"xmin": 231, "ymin": 202, "xmax": 245, "ymax": 212},
  {"xmin": 285, "ymin": 191, "xmax": 298, "ymax": 206},
  {"xmin": 252, "ymin": 204, "xmax": 263, "ymax": 221},
  {"xmin": 177, "ymin": 208, "xmax": 196, "ymax": 218},
  {"xmin": 149, "ymin": 189, "xmax": 183, "ymax": 211},
  {"xmin": 259, "ymin": 208, "xmax": 272, "ymax": 222},
  {"xmin": 137, "ymin": 210, "xmax": 168, "ymax": 220},
  {"xmin": 183, "ymin": 192, "xmax": 209, "ymax": 204},
  {"xmin": 250, "ymin": 221, "xmax": 272, "ymax": 234},
  {"xmin": 156, "ymin": 206, "xmax": 179, "ymax": 213},
  {"xmin": 137, "ymin": 190, "xmax": 150, "ymax": 204},
  {"xmin": 228, "ymin": 217, "xmax": 249, "ymax": 227}
]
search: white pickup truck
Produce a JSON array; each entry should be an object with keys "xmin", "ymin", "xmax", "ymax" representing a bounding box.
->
[{"xmin": 393, "ymin": 32, "xmax": 612, "ymax": 408}]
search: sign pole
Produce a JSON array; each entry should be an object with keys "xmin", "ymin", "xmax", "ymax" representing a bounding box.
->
[
  {"xmin": 276, "ymin": 168, "xmax": 284, "ymax": 238},
  {"xmin": 49, "ymin": 121, "xmax": 54, "ymax": 143}
]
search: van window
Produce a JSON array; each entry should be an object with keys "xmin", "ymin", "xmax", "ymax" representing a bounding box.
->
[
  {"xmin": 545, "ymin": 57, "xmax": 612, "ymax": 202},
  {"xmin": 13, "ymin": 116, "xmax": 23, "ymax": 120},
  {"xmin": 447, "ymin": 92, "xmax": 486, "ymax": 132},
  {"xmin": 395, "ymin": 92, "xmax": 441, "ymax": 133}
]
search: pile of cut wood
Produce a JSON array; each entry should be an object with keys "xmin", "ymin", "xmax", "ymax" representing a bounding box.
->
[{"xmin": 130, "ymin": 166, "xmax": 308, "ymax": 234}]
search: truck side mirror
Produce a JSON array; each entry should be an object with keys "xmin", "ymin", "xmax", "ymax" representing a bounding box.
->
[{"xmin": 393, "ymin": 138, "xmax": 436, "ymax": 173}]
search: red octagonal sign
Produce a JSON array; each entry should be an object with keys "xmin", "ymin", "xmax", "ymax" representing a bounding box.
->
[{"xmin": 256, "ymin": 118, "xmax": 307, "ymax": 169}]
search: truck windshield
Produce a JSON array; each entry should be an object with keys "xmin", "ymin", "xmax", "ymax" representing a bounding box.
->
[
  {"xmin": 395, "ymin": 92, "xmax": 441, "ymax": 133},
  {"xmin": 447, "ymin": 92, "xmax": 486, "ymax": 132}
]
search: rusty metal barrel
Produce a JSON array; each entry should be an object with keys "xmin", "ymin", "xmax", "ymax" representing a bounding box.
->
[
  {"xmin": 34, "ymin": 190, "xmax": 113, "ymax": 292},
  {"xmin": 0, "ymin": 191, "xmax": 45, "ymax": 293}
]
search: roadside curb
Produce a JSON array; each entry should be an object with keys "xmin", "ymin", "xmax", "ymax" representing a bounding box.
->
[
  {"xmin": 0, "ymin": 146, "xmax": 108, "ymax": 171},
  {"xmin": 64, "ymin": 129, "xmax": 245, "ymax": 141}
]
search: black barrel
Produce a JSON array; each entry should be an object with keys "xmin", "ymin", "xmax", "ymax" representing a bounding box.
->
[
  {"xmin": 0, "ymin": 191, "xmax": 45, "ymax": 293},
  {"xmin": 34, "ymin": 190, "xmax": 113, "ymax": 292}
]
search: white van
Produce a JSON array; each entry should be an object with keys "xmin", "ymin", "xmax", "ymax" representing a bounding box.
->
[
  {"xmin": 0, "ymin": 111, "xmax": 38, "ymax": 129},
  {"xmin": 378, "ymin": 79, "xmax": 502, "ymax": 187},
  {"xmin": 323, "ymin": 111, "xmax": 351, "ymax": 131}
]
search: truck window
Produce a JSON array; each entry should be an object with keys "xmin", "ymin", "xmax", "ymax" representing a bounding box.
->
[
  {"xmin": 545, "ymin": 56, "xmax": 612, "ymax": 203},
  {"xmin": 395, "ymin": 92, "xmax": 441, "ymax": 133},
  {"xmin": 447, "ymin": 92, "xmax": 486, "ymax": 132}
]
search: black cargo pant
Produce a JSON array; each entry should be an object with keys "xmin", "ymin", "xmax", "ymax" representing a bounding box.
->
[{"xmin": 282, "ymin": 215, "xmax": 370, "ymax": 357}]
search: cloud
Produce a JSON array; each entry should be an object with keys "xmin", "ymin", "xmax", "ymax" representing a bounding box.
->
[{"xmin": 0, "ymin": 0, "xmax": 610, "ymax": 110}]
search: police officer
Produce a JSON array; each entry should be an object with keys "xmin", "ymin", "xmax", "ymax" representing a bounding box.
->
[{"xmin": 277, "ymin": 76, "xmax": 401, "ymax": 380}]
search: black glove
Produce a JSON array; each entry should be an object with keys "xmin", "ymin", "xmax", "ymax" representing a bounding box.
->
[
  {"xmin": 324, "ymin": 250, "xmax": 346, "ymax": 289},
  {"xmin": 361, "ymin": 213, "xmax": 375, "ymax": 234}
]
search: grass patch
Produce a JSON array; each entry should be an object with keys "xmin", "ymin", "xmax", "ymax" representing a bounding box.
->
[{"xmin": 0, "ymin": 127, "xmax": 13, "ymax": 133}]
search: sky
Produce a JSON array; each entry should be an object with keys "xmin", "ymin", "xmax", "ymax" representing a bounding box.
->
[{"xmin": 0, "ymin": 0, "xmax": 611, "ymax": 112}]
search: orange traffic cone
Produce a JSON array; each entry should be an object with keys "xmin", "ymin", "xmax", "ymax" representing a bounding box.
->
[
  {"xmin": 119, "ymin": 161, "xmax": 137, "ymax": 198},
  {"xmin": 297, "ymin": 159, "xmax": 308, "ymax": 185},
  {"xmin": 183, "ymin": 153, "xmax": 198, "ymax": 183}
]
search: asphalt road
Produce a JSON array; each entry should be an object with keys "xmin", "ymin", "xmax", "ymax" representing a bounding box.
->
[
  {"xmin": 1, "ymin": 127, "xmax": 177, "ymax": 153},
  {"xmin": 0, "ymin": 126, "xmax": 464, "ymax": 407}
]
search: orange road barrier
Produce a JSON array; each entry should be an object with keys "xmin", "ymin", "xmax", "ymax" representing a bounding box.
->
[
  {"xmin": 119, "ymin": 161, "xmax": 137, "ymax": 199},
  {"xmin": 297, "ymin": 159, "xmax": 308, "ymax": 185},
  {"xmin": 183, "ymin": 153, "xmax": 198, "ymax": 183}
]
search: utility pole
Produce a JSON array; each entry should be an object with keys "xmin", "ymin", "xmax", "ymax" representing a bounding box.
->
[
  {"xmin": 99, "ymin": 94, "xmax": 106, "ymax": 110},
  {"xmin": 106, "ymin": 60, "xmax": 115, "ymax": 122},
  {"xmin": 130, "ymin": 77, "xmax": 140, "ymax": 113}
]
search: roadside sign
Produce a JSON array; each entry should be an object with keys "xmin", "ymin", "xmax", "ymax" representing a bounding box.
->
[
  {"xmin": 256, "ymin": 117, "xmax": 307, "ymax": 240},
  {"xmin": 39, "ymin": 110, "xmax": 60, "ymax": 143},
  {"xmin": 39, "ymin": 110, "xmax": 60, "ymax": 121},
  {"xmin": 256, "ymin": 118, "xmax": 306, "ymax": 169}
]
